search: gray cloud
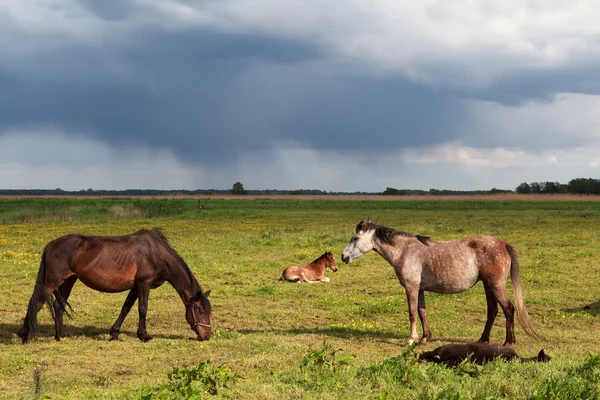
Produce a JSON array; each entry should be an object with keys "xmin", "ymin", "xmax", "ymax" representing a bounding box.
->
[
  {"xmin": 0, "ymin": 25, "xmax": 470, "ymax": 165},
  {"xmin": 2, "ymin": 1, "xmax": 600, "ymax": 191}
]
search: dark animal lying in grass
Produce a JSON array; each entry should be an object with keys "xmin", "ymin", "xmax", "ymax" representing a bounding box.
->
[{"xmin": 419, "ymin": 342, "xmax": 550, "ymax": 367}]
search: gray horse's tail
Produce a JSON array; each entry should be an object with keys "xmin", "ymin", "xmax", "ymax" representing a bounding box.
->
[{"xmin": 506, "ymin": 244, "xmax": 538, "ymax": 338}]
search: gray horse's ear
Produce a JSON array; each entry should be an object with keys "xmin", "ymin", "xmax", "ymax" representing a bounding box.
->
[{"xmin": 361, "ymin": 218, "xmax": 369, "ymax": 230}]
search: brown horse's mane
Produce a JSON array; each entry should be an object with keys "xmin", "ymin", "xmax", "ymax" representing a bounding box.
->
[
  {"xmin": 358, "ymin": 221, "xmax": 414, "ymax": 245},
  {"xmin": 145, "ymin": 228, "xmax": 211, "ymax": 313}
]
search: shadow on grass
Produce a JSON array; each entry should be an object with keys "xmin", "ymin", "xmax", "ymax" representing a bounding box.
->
[
  {"xmin": 235, "ymin": 326, "xmax": 472, "ymax": 345},
  {"xmin": 564, "ymin": 301, "xmax": 600, "ymax": 316},
  {"xmin": 0, "ymin": 323, "xmax": 192, "ymax": 345}
]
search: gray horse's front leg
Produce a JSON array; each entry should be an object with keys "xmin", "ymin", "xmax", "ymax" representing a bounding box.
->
[
  {"xmin": 405, "ymin": 286, "xmax": 420, "ymax": 344},
  {"xmin": 418, "ymin": 290, "xmax": 432, "ymax": 344}
]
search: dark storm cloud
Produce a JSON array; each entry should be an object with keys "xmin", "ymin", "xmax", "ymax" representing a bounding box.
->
[
  {"xmin": 473, "ymin": 66, "xmax": 600, "ymax": 106},
  {"xmin": 0, "ymin": 26, "xmax": 468, "ymax": 164}
]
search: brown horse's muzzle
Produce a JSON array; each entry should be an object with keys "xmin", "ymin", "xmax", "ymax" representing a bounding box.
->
[{"xmin": 193, "ymin": 325, "xmax": 212, "ymax": 341}]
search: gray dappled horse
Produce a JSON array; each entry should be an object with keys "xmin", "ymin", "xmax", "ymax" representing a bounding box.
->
[{"xmin": 342, "ymin": 219, "xmax": 537, "ymax": 345}]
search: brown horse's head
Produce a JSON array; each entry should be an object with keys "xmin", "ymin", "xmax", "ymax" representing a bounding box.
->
[
  {"xmin": 186, "ymin": 290, "xmax": 212, "ymax": 341},
  {"xmin": 325, "ymin": 251, "xmax": 338, "ymax": 272}
]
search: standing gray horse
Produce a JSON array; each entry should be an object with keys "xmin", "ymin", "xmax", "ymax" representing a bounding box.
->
[{"xmin": 341, "ymin": 219, "xmax": 537, "ymax": 345}]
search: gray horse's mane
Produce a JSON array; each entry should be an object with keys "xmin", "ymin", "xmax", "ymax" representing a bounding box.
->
[{"xmin": 356, "ymin": 221, "xmax": 415, "ymax": 245}]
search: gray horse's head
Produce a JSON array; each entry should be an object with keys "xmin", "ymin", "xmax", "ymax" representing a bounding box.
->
[{"xmin": 341, "ymin": 219, "xmax": 376, "ymax": 264}]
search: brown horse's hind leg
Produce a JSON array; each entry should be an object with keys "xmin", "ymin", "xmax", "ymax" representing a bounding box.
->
[
  {"xmin": 53, "ymin": 276, "xmax": 77, "ymax": 341},
  {"xmin": 19, "ymin": 263, "xmax": 70, "ymax": 343},
  {"xmin": 478, "ymin": 282, "xmax": 499, "ymax": 343},
  {"xmin": 18, "ymin": 287, "xmax": 52, "ymax": 343},
  {"xmin": 110, "ymin": 288, "xmax": 138, "ymax": 341},
  {"xmin": 418, "ymin": 290, "xmax": 432, "ymax": 344},
  {"xmin": 135, "ymin": 283, "xmax": 153, "ymax": 342},
  {"xmin": 492, "ymin": 285, "xmax": 516, "ymax": 345}
]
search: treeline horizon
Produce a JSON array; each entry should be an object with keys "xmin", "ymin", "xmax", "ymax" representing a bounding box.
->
[{"xmin": 1, "ymin": 177, "xmax": 599, "ymax": 196}]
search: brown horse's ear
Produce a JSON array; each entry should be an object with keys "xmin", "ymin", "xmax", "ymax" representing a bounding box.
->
[{"xmin": 204, "ymin": 289, "xmax": 211, "ymax": 298}]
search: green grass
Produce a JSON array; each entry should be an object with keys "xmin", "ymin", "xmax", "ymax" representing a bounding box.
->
[{"xmin": 0, "ymin": 199, "xmax": 599, "ymax": 399}]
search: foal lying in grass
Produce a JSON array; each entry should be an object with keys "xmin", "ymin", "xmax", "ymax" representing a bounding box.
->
[
  {"xmin": 419, "ymin": 342, "xmax": 550, "ymax": 367},
  {"xmin": 280, "ymin": 251, "xmax": 337, "ymax": 283}
]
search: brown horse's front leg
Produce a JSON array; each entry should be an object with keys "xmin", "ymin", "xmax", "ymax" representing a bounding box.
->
[
  {"xmin": 418, "ymin": 290, "xmax": 432, "ymax": 344},
  {"xmin": 110, "ymin": 288, "xmax": 138, "ymax": 341},
  {"xmin": 136, "ymin": 284, "xmax": 153, "ymax": 342},
  {"xmin": 405, "ymin": 286, "xmax": 420, "ymax": 344}
]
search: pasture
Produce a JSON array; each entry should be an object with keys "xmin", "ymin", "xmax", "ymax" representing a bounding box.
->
[{"xmin": 0, "ymin": 197, "xmax": 599, "ymax": 399}]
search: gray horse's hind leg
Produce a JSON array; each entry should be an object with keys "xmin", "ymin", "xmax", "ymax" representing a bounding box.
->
[
  {"xmin": 478, "ymin": 282, "xmax": 499, "ymax": 343},
  {"xmin": 492, "ymin": 284, "xmax": 516, "ymax": 345}
]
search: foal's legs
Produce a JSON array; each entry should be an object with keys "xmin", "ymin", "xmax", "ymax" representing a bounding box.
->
[
  {"xmin": 109, "ymin": 288, "xmax": 138, "ymax": 341},
  {"xmin": 53, "ymin": 276, "xmax": 78, "ymax": 341},
  {"xmin": 418, "ymin": 290, "xmax": 432, "ymax": 344},
  {"xmin": 478, "ymin": 282, "xmax": 499, "ymax": 343},
  {"xmin": 135, "ymin": 283, "xmax": 153, "ymax": 342}
]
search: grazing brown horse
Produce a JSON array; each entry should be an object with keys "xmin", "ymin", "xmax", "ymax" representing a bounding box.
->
[
  {"xmin": 419, "ymin": 342, "xmax": 550, "ymax": 367},
  {"xmin": 18, "ymin": 229, "xmax": 212, "ymax": 343},
  {"xmin": 341, "ymin": 219, "xmax": 537, "ymax": 345},
  {"xmin": 280, "ymin": 251, "xmax": 338, "ymax": 283}
]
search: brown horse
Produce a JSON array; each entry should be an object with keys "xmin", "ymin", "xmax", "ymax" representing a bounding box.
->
[
  {"xmin": 341, "ymin": 219, "xmax": 537, "ymax": 346},
  {"xmin": 18, "ymin": 229, "xmax": 212, "ymax": 343},
  {"xmin": 419, "ymin": 342, "xmax": 550, "ymax": 367},
  {"xmin": 280, "ymin": 251, "xmax": 338, "ymax": 283}
]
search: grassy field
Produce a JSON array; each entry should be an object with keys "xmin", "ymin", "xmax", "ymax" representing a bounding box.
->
[{"xmin": 0, "ymin": 198, "xmax": 599, "ymax": 399}]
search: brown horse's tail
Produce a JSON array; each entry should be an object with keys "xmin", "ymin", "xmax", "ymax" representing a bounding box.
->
[
  {"xmin": 506, "ymin": 244, "xmax": 538, "ymax": 338},
  {"xmin": 18, "ymin": 251, "xmax": 48, "ymax": 343}
]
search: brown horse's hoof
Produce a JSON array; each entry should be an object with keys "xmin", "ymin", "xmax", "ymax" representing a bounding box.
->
[{"xmin": 137, "ymin": 333, "xmax": 153, "ymax": 342}]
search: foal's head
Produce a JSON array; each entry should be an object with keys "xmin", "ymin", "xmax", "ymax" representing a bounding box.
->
[
  {"xmin": 323, "ymin": 251, "xmax": 338, "ymax": 272},
  {"xmin": 185, "ymin": 290, "xmax": 212, "ymax": 341},
  {"xmin": 341, "ymin": 219, "xmax": 377, "ymax": 264}
]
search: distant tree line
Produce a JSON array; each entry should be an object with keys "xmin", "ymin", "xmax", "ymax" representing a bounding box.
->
[
  {"xmin": 515, "ymin": 178, "xmax": 600, "ymax": 195},
  {"xmin": 2, "ymin": 178, "xmax": 600, "ymax": 197}
]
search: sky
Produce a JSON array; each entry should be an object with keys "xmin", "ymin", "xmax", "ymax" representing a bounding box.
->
[{"xmin": 1, "ymin": 1, "xmax": 600, "ymax": 192}]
